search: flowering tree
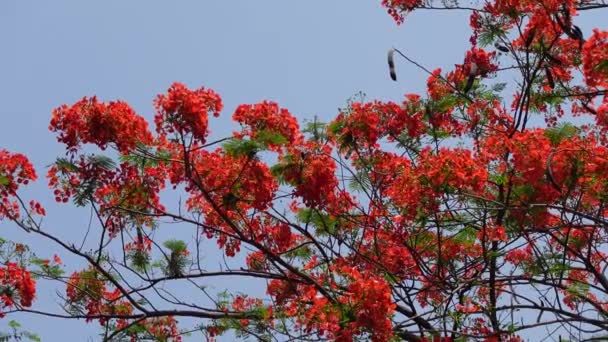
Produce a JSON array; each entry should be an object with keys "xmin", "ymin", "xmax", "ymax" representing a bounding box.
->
[{"xmin": 1, "ymin": 1, "xmax": 608, "ymax": 341}]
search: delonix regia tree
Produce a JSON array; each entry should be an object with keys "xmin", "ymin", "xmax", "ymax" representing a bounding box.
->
[{"xmin": 1, "ymin": 1, "xmax": 608, "ymax": 341}]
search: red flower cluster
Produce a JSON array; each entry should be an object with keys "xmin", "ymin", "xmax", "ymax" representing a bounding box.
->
[
  {"xmin": 66, "ymin": 269, "xmax": 129, "ymax": 323},
  {"xmin": 331, "ymin": 99, "xmax": 427, "ymax": 149},
  {"xmin": 136, "ymin": 316, "xmax": 181, "ymax": 342},
  {"xmin": 388, "ymin": 148, "xmax": 487, "ymax": 220},
  {"xmin": 281, "ymin": 145, "xmax": 339, "ymax": 208},
  {"xmin": 0, "ymin": 263, "xmax": 36, "ymax": 314},
  {"xmin": 0, "ymin": 150, "xmax": 37, "ymax": 220},
  {"xmin": 582, "ymin": 29, "xmax": 608, "ymax": 88},
  {"xmin": 232, "ymin": 101, "xmax": 302, "ymax": 150},
  {"xmin": 339, "ymin": 268, "xmax": 396, "ymax": 341},
  {"xmin": 381, "ymin": 0, "xmax": 424, "ymax": 24},
  {"xmin": 463, "ymin": 48, "xmax": 497, "ymax": 77},
  {"xmin": 154, "ymin": 82, "xmax": 223, "ymax": 144},
  {"xmin": 50, "ymin": 97, "xmax": 153, "ymax": 153}
]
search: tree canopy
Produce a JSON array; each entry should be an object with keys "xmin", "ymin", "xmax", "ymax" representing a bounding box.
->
[{"xmin": 1, "ymin": 1, "xmax": 608, "ymax": 341}]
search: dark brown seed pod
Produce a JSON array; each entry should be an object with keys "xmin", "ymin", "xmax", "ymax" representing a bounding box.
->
[
  {"xmin": 525, "ymin": 28, "xmax": 536, "ymax": 48},
  {"xmin": 388, "ymin": 48, "xmax": 397, "ymax": 81},
  {"xmin": 545, "ymin": 67, "xmax": 555, "ymax": 89},
  {"xmin": 571, "ymin": 25, "xmax": 584, "ymax": 41},
  {"xmin": 494, "ymin": 43, "xmax": 510, "ymax": 53},
  {"xmin": 545, "ymin": 53, "xmax": 562, "ymax": 65},
  {"xmin": 562, "ymin": 3, "xmax": 571, "ymax": 27},
  {"xmin": 463, "ymin": 75, "xmax": 475, "ymax": 94}
]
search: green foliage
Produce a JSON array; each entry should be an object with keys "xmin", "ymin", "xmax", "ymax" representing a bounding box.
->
[
  {"xmin": 163, "ymin": 239, "xmax": 187, "ymax": 253},
  {"xmin": 477, "ymin": 83, "xmax": 504, "ymax": 102},
  {"xmin": 254, "ymin": 129, "xmax": 289, "ymax": 147},
  {"xmin": 223, "ymin": 138, "xmax": 262, "ymax": 158},
  {"xmin": 30, "ymin": 257, "xmax": 64, "ymax": 278},
  {"xmin": 303, "ymin": 119, "xmax": 327, "ymax": 142},
  {"xmin": 270, "ymin": 153, "xmax": 298, "ymax": 185},
  {"xmin": 596, "ymin": 59, "xmax": 608, "ymax": 73},
  {"xmin": 128, "ymin": 249, "xmax": 150, "ymax": 272},
  {"xmin": 567, "ymin": 281, "xmax": 590, "ymax": 298},
  {"xmin": 162, "ymin": 240, "xmax": 188, "ymax": 277},
  {"xmin": 544, "ymin": 122, "xmax": 579, "ymax": 145},
  {"xmin": 477, "ymin": 23, "xmax": 507, "ymax": 47},
  {"xmin": 512, "ymin": 183, "xmax": 535, "ymax": 199},
  {"xmin": 435, "ymin": 95, "xmax": 460, "ymax": 112},
  {"xmin": 223, "ymin": 130, "xmax": 289, "ymax": 158},
  {"xmin": 120, "ymin": 146, "xmax": 172, "ymax": 168},
  {"xmin": 1, "ymin": 320, "xmax": 41, "ymax": 342},
  {"xmin": 87, "ymin": 154, "xmax": 116, "ymax": 170},
  {"xmin": 283, "ymin": 244, "xmax": 312, "ymax": 260},
  {"xmin": 54, "ymin": 154, "xmax": 117, "ymax": 207},
  {"xmin": 452, "ymin": 226, "xmax": 477, "ymax": 246},
  {"xmin": 348, "ymin": 170, "xmax": 372, "ymax": 193},
  {"xmin": 54, "ymin": 158, "xmax": 79, "ymax": 172},
  {"xmin": 296, "ymin": 208, "xmax": 339, "ymax": 235}
]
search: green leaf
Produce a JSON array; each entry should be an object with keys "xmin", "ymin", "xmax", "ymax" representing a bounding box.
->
[
  {"xmin": 283, "ymin": 244, "xmax": 312, "ymax": 260},
  {"xmin": 436, "ymin": 95, "xmax": 459, "ymax": 112},
  {"xmin": 492, "ymin": 83, "xmax": 507, "ymax": 93},
  {"xmin": 253, "ymin": 129, "xmax": 288, "ymax": 147},
  {"xmin": 120, "ymin": 149, "xmax": 169, "ymax": 168},
  {"xmin": 296, "ymin": 208, "xmax": 339, "ymax": 235},
  {"xmin": 512, "ymin": 183, "xmax": 535, "ymax": 199},
  {"xmin": 222, "ymin": 138, "xmax": 261, "ymax": 157},
  {"xmin": 490, "ymin": 173, "xmax": 508, "ymax": 186},
  {"xmin": 269, "ymin": 164, "xmax": 289, "ymax": 185},
  {"xmin": 595, "ymin": 59, "xmax": 608, "ymax": 73},
  {"xmin": 544, "ymin": 122, "xmax": 579, "ymax": 145},
  {"xmin": 477, "ymin": 24, "xmax": 507, "ymax": 47},
  {"xmin": 8, "ymin": 320, "xmax": 21, "ymax": 329},
  {"xmin": 163, "ymin": 239, "xmax": 187, "ymax": 253},
  {"xmin": 24, "ymin": 332, "xmax": 41, "ymax": 342},
  {"xmin": 0, "ymin": 175, "xmax": 8, "ymax": 186},
  {"xmin": 128, "ymin": 249, "xmax": 150, "ymax": 272},
  {"xmin": 566, "ymin": 281, "xmax": 590, "ymax": 297},
  {"xmin": 87, "ymin": 154, "xmax": 116, "ymax": 170},
  {"xmin": 303, "ymin": 120, "xmax": 327, "ymax": 141},
  {"xmin": 453, "ymin": 226, "xmax": 477, "ymax": 246},
  {"xmin": 348, "ymin": 170, "xmax": 371, "ymax": 193},
  {"xmin": 55, "ymin": 158, "xmax": 80, "ymax": 172}
]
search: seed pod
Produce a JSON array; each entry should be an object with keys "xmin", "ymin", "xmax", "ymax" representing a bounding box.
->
[
  {"xmin": 545, "ymin": 53, "xmax": 562, "ymax": 66},
  {"xmin": 222, "ymin": 192, "xmax": 239, "ymax": 209},
  {"xmin": 388, "ymin": 48, "xmax": 397, "ymax": 81},
  {"xmin": 494, "ymin": 43, "xmax": 509, "ymax": 53},
  {"xmin": 167, "ymin": 251, "xmax": 183, "ymax": 278},
  {"xmin": 525, "ymin": 28, "xmax": 536, "ymax": 48},
  {"xmin": 545, "ymin": 67, "xmax": 555, "ymax": 89},
  {"xmin": 562, "ymin": 3, "xmax": 571, "ymax": 27},
  {"xmin": 463, "ymin": 75, "xmax": 475, "ymax": 94},
  {"xmin": 571, "ymin": 25, "xmax": 584, "ymax": 42}
]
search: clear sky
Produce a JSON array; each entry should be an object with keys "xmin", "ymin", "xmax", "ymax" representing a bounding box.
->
[{"xmin": 0, "ymin": 1, "xmax": 605, "ymax": 341}]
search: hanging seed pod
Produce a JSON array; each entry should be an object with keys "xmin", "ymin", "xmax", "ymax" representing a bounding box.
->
[
  {"xmin": 463, "ymin": 76, "xmax": 475, "ymax": 93},
  {"xmin": 545, "ymin": 67, "xmax": 555, "ymax": 89},
  {"xmin": 525, "ymin": 28, "xmax": 536, "ymax": 48},
  {"xmin": 388, "ymin": 48, "xmax": 397, "ymax": 81},
  {"xmin": 463, "ymin": 62, "xmax": 477, "ymax": 93},
  {"xmin": 571, "ymin": 25, "xmax": 584, "ymax": 49},
  {"xmin": 494, "ymin": 43, "xmax": 510, "ymax": 53},
  {"xmin": 545, "ymin": 53, "xmax": 562, "ymax": 65}
]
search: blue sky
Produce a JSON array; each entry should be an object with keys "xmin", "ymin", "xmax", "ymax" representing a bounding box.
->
[{"xmin": 0, "ymin": 1, "xmax": 606, "ymax": 340}]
